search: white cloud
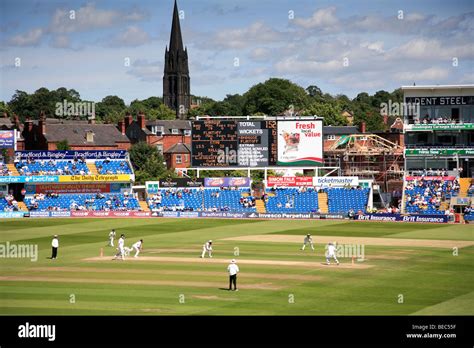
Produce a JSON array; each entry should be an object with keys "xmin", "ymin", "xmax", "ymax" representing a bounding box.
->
[
  {"xmin": 249, "ymin": 47, "xmax": 272, "ymax": 61},
  {"xmin": 9, "ymin": 28, "xmax": 44, "ymax": 46},
  {"xmin": 293, "ymin": 7, "xmax": 339, "ymax": 30},
  {"xmin": 110, "ymin": 26, "xmax": 151, "ymax": 47},
  {"xmin": 398, "ymin": 67, "xmax": 449, "ymax": 81},
  {"xmin": 275, "ymin": 57, "xmax": 343, "ymax": 74},
  {"xmin": 201, "ymin": 21, "xmax": 283, "ymax": 49},
  {"xmin": 50, "ymin": 3, "xmax": 147, "ymax": 34},
  {"xmin": 127, "ymin": 59, "xmax": 162, "ymax": 82},
  {"xmin": 50, "ymin": 35, "xmax": 70, "ymax": 48}
]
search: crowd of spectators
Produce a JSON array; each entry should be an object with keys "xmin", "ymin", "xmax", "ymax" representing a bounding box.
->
[
  {"xmin": 1, "ymin": 193, "xmax": 19, "ymax": 211},
  {"xmin": 0, "ymin": 162, "xmax": 12, "ymax": 176},
  {"xmin": 15, "ymin": 158, "xmax": 90, "ymax": 176},
  {"xmin": 405, "ymin": 177, "xmax": 459, "ymax": 213}
]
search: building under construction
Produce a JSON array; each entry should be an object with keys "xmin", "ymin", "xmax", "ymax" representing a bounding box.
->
[{"xmin": 323, "ymin": 122, "xmax": 405, "ymax": 196}]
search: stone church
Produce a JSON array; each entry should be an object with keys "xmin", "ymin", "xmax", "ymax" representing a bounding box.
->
[{"xmin": 163, "ymin": 0, "xmax": 191, "ymax": 120}]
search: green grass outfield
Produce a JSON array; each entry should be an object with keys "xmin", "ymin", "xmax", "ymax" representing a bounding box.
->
[{"xmin": 0, "ymin": 218, "xmax": 473, "ymax": 315}]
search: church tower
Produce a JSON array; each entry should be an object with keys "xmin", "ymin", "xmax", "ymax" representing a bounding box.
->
[{"xmin": 163, "ymin": 0, "xmax": 190, "ymax": 119}]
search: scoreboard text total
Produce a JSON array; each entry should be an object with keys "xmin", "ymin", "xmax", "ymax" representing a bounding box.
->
[{"xmin": 191, "ymin": 120, "xmax": 323, "ymax": 167}]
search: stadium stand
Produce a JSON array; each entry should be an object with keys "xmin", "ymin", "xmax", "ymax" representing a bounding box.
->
[
  {"xmin": 15, "ymin": 159, "xmax": 90, "ymax": 176},
  {"xmin": 265, "ymin": 187, "xmax": 319, "ymax": 213},
  {"xmin": 326, "ymin": 187, "xmax": 370, "ymax": 214},
  {"xmin": 1, "ymin": 194, "xmax": 19, "ymax": 211},
  {"xmin": 404, "ymin": 177, "xmax": 459, "ymax": 215},
  {"xmin": 147, "ymin": 188, "xmax": 256, "ymax": 212},
  {"xmin": 95, "ymin": 160, "xmax": 133, "ymax": 174},
  {"xmin": 24, "ymin": 193, "xmax": 140, "ymax": 211},
  {"xmin": 0, "ymin": 161, "xmax": 12, "ymax": 176},
  {"xmin": 464, "ymin": 205, "xmax": 474, "ymax": 222},
  {"xmin": 148, "ymin": 189, "xmax": 202, "ymax": 211},
  {"xmin": 204, "ymin": 188, "xmax": 256, "ymax": 212}
]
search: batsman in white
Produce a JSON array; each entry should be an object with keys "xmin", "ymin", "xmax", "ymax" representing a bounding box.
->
[
  {"xmin": 325, "ymin": 241, "xmax": 339, "ymax": 265},
  {"xmin": 114, "ymin": 234, "xmax": 126, "ymax": 260},
  {"xmin": 108, "ymin": 229, "xmax": 116, "ymax": 247},
  {"xmin": 132, "ymin": 239, "xmax": 143, "ymax": 258},
  {"xmin": 201, "ymin": 240, "xmax": 213, "ymax": 258},
  {"xmin": 301, "ymin": 233, "xmax": 314, "ymax": 251}
]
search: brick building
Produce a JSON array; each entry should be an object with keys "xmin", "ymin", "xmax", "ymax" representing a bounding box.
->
[
  {"xmin": 121, "ymin": 113, "xmax": 191, "ymax": 168},
  {"xmin": 21, "ymin": 115, "xmax": 130, "ymax": 151}
]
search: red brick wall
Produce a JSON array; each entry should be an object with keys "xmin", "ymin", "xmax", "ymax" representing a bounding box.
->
[
  {"xmin": 149, "ymin": 135, "xmax": 190, "ymax": 151},
  {"xmin": 165, "ymin": 153, "xmax": 190, "ymax": 169}
]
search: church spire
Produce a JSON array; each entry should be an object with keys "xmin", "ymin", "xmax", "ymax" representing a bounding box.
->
[
  {"xmin": 163, "ymin": 0, "xmax": 191, "ymax": 119},
  {"xmin": 169, "ymin": 0, "xmax": 184, "ymax": 52}
]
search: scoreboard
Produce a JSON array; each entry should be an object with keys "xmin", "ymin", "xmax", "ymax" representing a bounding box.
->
[{"xmin": 191, "ymin": 120, "xmax": 323, "ymax": 167}]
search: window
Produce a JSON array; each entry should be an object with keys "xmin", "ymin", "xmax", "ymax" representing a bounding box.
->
[
  {"xmin": 176, "ymin": 155, "xmax": 182, "ymax": 164},
  {"xmin": 154, "ymin": 126, "xmax": 164, "ymax": 135},
  {"xmin": 184, "ymin": 129, "xmax": 191, "ymax": 136},
  {"xmin": 184, "ymin": 154, "xmax": 188, "ymax": 162},
  {"xmin": 172, "ymin": 129, "xmax": 179, "ymax": 135},
  {"xmin": 326, "ymin": 134, "xmax": 336, "ymax": 140},
  {"xmin": 156, "ymin": 144, "xmax": 163, "ymax": 155}
]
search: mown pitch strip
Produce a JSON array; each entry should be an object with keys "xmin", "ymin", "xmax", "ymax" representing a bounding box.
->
[{"xmin": 83, "ymin": 256, "xmax": 373, "ymax": 269}]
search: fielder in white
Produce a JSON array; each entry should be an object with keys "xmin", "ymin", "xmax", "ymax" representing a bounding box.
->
[
  {"xmin": 325, "ymin": 242, "xmax": 339, "ymax": 265},
  {"xmin": 114, "ymin": 234, "xmax": 126, "ymax": 260},
  {"xmin": 301, "ymin": 233, "xmax": 314, "ymax": 251},
  {"xmin": 201, "ymin": 240, "xmax": 213, "ymax": 258},
  {"xmin": 108, "ymin": 229, "xmax": 116, "ymax": 247},
  {"xmin": 132, "ymin": 239, "xmax": 143, "ymax": 258}
]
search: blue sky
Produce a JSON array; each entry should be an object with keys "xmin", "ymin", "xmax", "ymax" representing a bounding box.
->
[{"xmin": 0, "ymin": 0, "xmax": 473, "ymax": 104}]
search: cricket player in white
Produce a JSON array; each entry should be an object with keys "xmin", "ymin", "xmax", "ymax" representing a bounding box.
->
[
  {"xmin": 108, "ymin": 229, "xmax": 116, "ymax": 247},
  {"xmin": 301, "ymin": 234, "xmax": 314, "ymax": 251},
  {"xmin": 132, "ymin": 239, "xmax": 143, "ymax": 258},
  {"xmin": 227, "ymin": 259, "xmax": 239, "ymax": 291},
  {"xmin": 114, "ymin": 234, "xmax": 125, "ymax": 260},
  {"xmin": 326, "ymin": 242, "xmax": 339, "ymax": 265},
  {"xmin": 201, "ymin": 240, "xmax": 213, "ymax": 258}
]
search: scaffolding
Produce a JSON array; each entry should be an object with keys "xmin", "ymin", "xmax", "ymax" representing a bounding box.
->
[{"xmin": 325, "ymin": 134, "xmax": 404, "ymax": 193}]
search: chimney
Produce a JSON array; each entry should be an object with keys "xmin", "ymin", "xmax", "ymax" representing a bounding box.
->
[
  {"xmin": 383, "ymin": 114, "xmax": 388, "ymax": 125},
  {"xmin": 2, "ymin": 112, "xmax": 7, "ymax": 118},
  {"xmin": 86, "ymin": 130, "xmax": 94, "ymax": 143},
  {"xmin": 38, "ymin": 119, "xmax": 46, "ymax": 135},
  {"xmin": 25, "ymin": 118, "xmax": 33, "ymax": 133},
  {"xmin": 118, "ymin": 120, "xmax": 126, "ymax": 135},
  {"xmin": 138, "ymin": 112, "xmax": 146, "ymax": 129},
  {"xmin": 360, "ymin": 121, "xmax": 366, "ymax": 134},
  {"xmin": 13, "ymin": 114, "xmax": 20, "ymax": 129},
  {"xmin": 39, "ymin": 110, "xmax": 46, "ymax": 135},
  {"xmin": 124, "ymin": 113, "xmax": 133, "ymax": 128}
]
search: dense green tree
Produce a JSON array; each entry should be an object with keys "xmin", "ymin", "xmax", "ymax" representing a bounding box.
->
[
  {"xmin": 129, "ymin": 142, "xmax": 168, "ymax": 184},
  {"xmin": 56, "ymin": 140, "xmax": 71, "ymax": 150},
  {"xmin": 302, "ymin": 102, "xmax": 347, "ymax": 126},
  {"xmin": 243, "ymin": 78, "xmax": 309, "ymax": 115}
]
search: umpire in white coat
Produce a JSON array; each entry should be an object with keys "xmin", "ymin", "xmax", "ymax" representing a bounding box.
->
[{"xmin": 227, "ymin": 259, "xmax": 239, "ymax": 291}]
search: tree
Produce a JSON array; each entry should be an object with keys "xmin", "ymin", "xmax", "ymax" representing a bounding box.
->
[
  {"xmin": 306, "ymin": 85, "xmax": 323, "ymax": 99},
  {"xmin": 129, "ymin": 142, "xmax": 168, "ymax": 184},
  {"xmin": 155, "ymin": 104, "xmax": 176, "ymax": 120},
  {"xmin": 302, "ymin": 102, "xmax": 347, "ymax": 126},
  {"xmin": 56, "ymin": 140, "xmax": 70, "ymax": 150},
  {"xmin": 95, "ymin": 95, "xmax": 127, "ymax": 123},
  {"xmin": 243, "ymin": 78, "xmax": 309, "ymax": 115}
]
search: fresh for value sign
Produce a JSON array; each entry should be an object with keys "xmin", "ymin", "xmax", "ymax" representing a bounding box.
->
[
  {"xmin": 277, "ymin": 121, "xmax": 323, "ymax": 166},
  {"xmin": 0, "ymin": 130, "xmax": 15, "ymax": 149}
]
